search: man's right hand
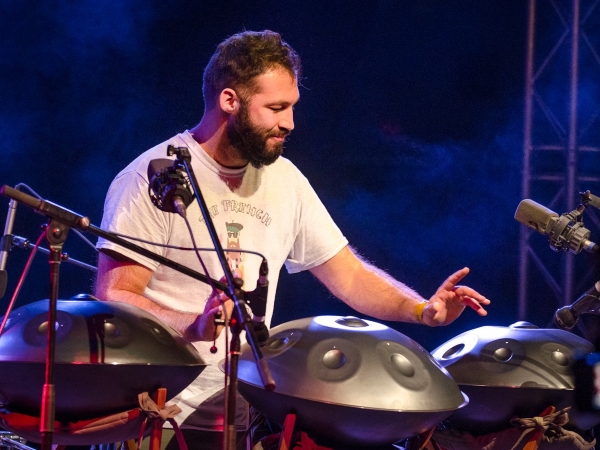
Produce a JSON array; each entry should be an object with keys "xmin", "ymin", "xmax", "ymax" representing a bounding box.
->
[{"xmin": 191, "ymin": 288, "xmax": 234, "ymax": 341}]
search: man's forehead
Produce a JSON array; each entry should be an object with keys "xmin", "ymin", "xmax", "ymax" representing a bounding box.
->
[{"xmin": 252, "ymin": 67, "xmax": 299, "ymax": 96}]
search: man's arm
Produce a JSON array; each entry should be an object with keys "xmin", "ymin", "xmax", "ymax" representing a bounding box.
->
[
  {"xmin": 309, "ymin": 245, "xmax": 489, "ymax": 326},
  {"xmin": 95, "ymin": 251, "xmax": 229, "ymax": 341}
]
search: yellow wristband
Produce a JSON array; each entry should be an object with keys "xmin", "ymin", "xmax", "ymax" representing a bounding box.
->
[{"xmin": 415, "ymin": 301, "xmax": 427, "ymax": 324}]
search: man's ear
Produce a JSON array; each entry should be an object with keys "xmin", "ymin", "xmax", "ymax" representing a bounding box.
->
[{"xmin": 219, "ymin": 88, "xmax": 240, "ymax": 114}]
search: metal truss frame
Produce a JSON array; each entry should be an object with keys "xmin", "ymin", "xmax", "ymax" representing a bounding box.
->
[{"xmin": 519, "ymin": 0, "xmax": 600, "ymax": 322}]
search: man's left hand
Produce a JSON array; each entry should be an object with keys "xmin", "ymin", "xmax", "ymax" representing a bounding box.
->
[{"xmin": 422, "ymin": 267, "xmax": 490, "ymax": 327}]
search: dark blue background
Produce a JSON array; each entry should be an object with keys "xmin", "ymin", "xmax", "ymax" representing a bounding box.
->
[{"xmin": 1, "ymin": 1, "xmax": 598, "ymax": 352}]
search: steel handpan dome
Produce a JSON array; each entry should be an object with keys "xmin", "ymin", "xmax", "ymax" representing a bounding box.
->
[
  {"xmin": 237, "ymin": 316, "xmax": 467, "ymax": 446},
  {"xmin": 431, "ymin": 321, "xmax": 600, "ymax": 433},
  {"xmin": 0, "ymin": 299, "xmax": 206, "ymax": 421}
]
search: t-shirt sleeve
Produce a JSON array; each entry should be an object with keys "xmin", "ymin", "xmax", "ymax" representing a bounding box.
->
[
  {"xmin": 284, "ymin": 173, "xmax": 348, "ymax": 273},
  {"xmin": 96, "ymin": 169, "xmax": 171, "ymax": 271}
]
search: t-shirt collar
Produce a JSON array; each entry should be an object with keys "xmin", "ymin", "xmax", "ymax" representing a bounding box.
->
[{"xmin": 180, "ymin": 130, "xmax": 248, "ymax": 178}]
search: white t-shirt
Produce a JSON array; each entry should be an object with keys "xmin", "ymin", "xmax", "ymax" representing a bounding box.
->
[{"xmin": 97, "ymin": 131, "xmax": 348, "ymax": 429}]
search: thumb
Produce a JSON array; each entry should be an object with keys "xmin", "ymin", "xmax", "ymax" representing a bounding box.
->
[{"xmin": 423, "ymin": 301, "xmax": 445, "ymax": 326}]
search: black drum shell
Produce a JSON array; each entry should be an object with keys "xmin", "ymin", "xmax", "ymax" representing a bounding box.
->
[
  {"xmin": 0, "ymin": 299, "xmax": 206, "ymax": 421},
  {"xmin": 431, "ymin": 322, "xmax": 600, "ymax": 432},
  {"xmin": 237, "ymin": 316, "xmax": 467, "ymax": 446}
]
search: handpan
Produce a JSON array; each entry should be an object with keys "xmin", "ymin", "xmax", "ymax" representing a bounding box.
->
[
  {"xmin": 431, "ymin": 321, "xmax": 600, "ymax": 433},
  {"xmin": 237, "ymin": 316, "xmax": 467, "ymax": 446},
  {"xmin": 0, "ymin": 299, "xmax": 206, "ymax": 421}
]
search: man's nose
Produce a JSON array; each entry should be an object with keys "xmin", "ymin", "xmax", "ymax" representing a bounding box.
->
[{"xmin": 279, "ymin": 109, "xmax": 294, "ymax": 132}]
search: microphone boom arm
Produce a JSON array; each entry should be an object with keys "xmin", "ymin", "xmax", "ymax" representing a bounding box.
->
[
  {"xmin": 0, "ymin": 185, "xmax": 228, "ymax": 291},
  {"xmin": 10, "ymin": 235, "xmax": 98, "ymax": 273}
]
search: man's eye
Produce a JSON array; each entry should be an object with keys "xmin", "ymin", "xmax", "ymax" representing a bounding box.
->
[{"xmin": 270, "ymin": 106, "xmax": 282, "ymax": 111}]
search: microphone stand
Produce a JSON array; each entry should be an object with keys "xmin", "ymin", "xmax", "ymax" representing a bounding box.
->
[
  {"xmin": 0, "ymin": 198, "xmax": 18, "ymax": 298},
  {"xmin": 168, "ymin": 145, "xmax": 275, "ymax": 450},
  {"xmin": 40, "ymin": 219, "xmax": 69, "ymax": 450},
  {"xmin": 0, "ymin": 174, "xmax": 274, "ymax": 450},
  {"xmin": 0, "ymin": 185, "xmax": 227, "ymax": 450}
]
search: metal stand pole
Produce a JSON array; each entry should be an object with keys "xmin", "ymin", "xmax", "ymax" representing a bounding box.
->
[{"xmin": 40, "ymin": 220, "xmax": 69, "ymax": 450}]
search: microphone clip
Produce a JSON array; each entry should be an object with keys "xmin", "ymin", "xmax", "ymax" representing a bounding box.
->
[
  {"xmin": 245, "ymin": 259, "xmax": 269, "ymax": 346},
  {"xmin": 245, "ymin": 259, "xmax": 269, "ymax": 319},
  {"xmin": 547, "ymin": 206, "xmax": 589, "ymax": 253},
  {"xmin": 147, "ymin": 158, "xmax": 194, "ymax": 215},
  {"xmin": 555, "ymin": 281, "xmax": 600, "ymax": 330},
  {"xmin": 548, "ymin": 190, "xmax": 600, "ymax": 254}
]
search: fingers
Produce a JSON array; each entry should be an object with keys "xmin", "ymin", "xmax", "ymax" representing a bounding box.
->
[
  {"xmin": 462, "ymin": 296, "xmax": 489, "ymax": 316},
  {"xmin": 199, "ymin": 298, "xmax": 234, "ymax": 341},
  {"xmin": 195, "ymin": 286, "xmax": 233, "ymax": 341},
  {"xmin": 203, "ymin": 294, "xmax": 219, "ymax": 314},
  {"xmin": 426, "ymin": 269, "xmax": 491, "ymax": 325},
  {"xmin": 453, "ymin": 286, "xmax": 490, "ymax": 316},
  {"xmin": 213, "ymin": 299, "xmax": 233, "ymax": 339},
  {"xmin": 438, "ymin": 268, "xmax": 490, "ymax": 314},
  {"xmin": 221, "ymin": 298, "xmax": 234, "ymax": 320},
  {"xmin": 210, "ymin": 299, "xmax": 234, "ymax": 319},
  {"xmin": 204, "ymin": 289, "xmax": 228, "ymax": 311},
  {"xmin": 205, "ymin": 298, "xmax": 233, "ymax": 323},
  {"xmin": 453, "ymin": 285, "xmax": 488, "ymax": 301},
  {"xmin": 439, "ymin": 267, "xmax": 470, "ymax": 291},
  {"xmin": 454, "ymin": 286, "xmax": 489, "ymax": 304},
  {"xmin": 204, "ymin": 303, "xmax": 223, "ymax": 321}
]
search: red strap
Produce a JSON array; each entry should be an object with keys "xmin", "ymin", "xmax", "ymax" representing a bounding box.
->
[
  {"xmin": 168, "ymin": 418, "xmax": 188, "ymax": 450},
  {"xmin": 278, "ymin": 413, "xmax": 296, "ymax": 450},
  {"xmin": 136, "ymin": 417, "xmax": 149, "ymax": 450}
]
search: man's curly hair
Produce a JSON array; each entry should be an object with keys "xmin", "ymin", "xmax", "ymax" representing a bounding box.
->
[{"xmin": 202, "ymin": 30, "xmax": 302, "ymax": 109}]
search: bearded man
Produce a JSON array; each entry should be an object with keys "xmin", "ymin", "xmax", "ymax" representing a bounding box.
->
[{"xmin": 95, "ymin": 30, "xmax": 489, "ymax": 449}]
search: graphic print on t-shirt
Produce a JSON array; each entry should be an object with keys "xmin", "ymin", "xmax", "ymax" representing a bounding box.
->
[{"xmin": 223, "ymin": 221, "xmax": 245, "ymax": 284}]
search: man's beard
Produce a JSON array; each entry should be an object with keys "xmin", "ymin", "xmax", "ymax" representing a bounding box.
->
[{"xmin": 226, "ymin": 104, "xmax": 287, "ymax": 169}]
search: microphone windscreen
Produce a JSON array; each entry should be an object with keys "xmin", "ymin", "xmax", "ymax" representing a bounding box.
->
[
  {"xmin": 554, "ymin": 306, "xmax": 577, "ymax": 330},
  {"xmin": 147, "ymin": 159, "xmax": 174, "ymax": 183},
  {"xmin": 515, "ymin": 199, "xmax": 558, "ymax": 233},
  {"xmin": 147, "ymin": 158, "xmax": 194, "ymax": 215}
]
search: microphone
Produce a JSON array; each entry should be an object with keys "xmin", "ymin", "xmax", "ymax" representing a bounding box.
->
[
  {"xmin": 147, "ymin": 159, "xmax": 194, "ymax": 218},
  {"xmin": 555, "ymin": 280, "xmax": 600, "ymax": 330},
  {"xmin": 246, "ymin": 259, "xmax": 269, "ymax": 345},
  {"xmin": 0, "ymin": 198, "xmax": 18, "ymax": 299},
  {"xmin": 515, "ymin": 199, "xmax": 599, "ymax": 254}
]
